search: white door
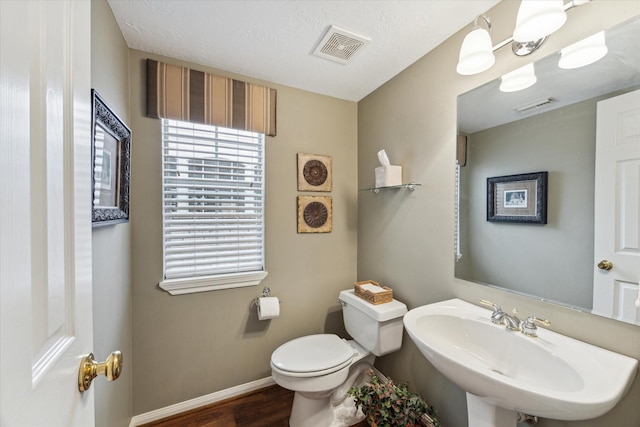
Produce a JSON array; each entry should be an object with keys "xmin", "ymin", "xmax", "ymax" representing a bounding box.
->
[
  {"xmin": 592, "ymin": 89, "xmax": 640, "ymax": 324},
  {"xmin": 0, "ymin": 1, "xmax": 95, "ymax": 426}
]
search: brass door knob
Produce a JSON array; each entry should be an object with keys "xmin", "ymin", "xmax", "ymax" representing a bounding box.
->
[
  {"xmin": 78, "ymin": 351, "xmax": 123, "ymax": 392},
  {"xmin": 597, "ymin": 260, "xmax": 613, "ymax": 271}
]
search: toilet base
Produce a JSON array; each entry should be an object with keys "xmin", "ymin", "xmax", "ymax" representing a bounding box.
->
[
  {"xmin": 287, "ymin": 358, "xmax": 373, "ymax": 427},
  {"xmin": 288, "ymin": 388, "xmax": 367, "ymax": 427},
  {"xmin": 289, "ymin": 391, "xmax": 333, "ymax": 427}
]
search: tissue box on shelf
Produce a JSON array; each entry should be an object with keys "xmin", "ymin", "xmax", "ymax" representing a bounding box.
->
[
  {"xmin": 354, "ymin": 280, "xmax": 393, "ymax": 305},
  {"xmin": 375, "ymin": 165, "xmax": 402, "ymax": 188}
]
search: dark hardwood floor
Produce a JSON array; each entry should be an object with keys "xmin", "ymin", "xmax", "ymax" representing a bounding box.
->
[{"xmin": 140, "ymin": 385, "xmax": 368, "ymax": 427}]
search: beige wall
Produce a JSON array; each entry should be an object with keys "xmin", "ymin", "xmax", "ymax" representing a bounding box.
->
[
  {"xmin": 358, "ymin": 2, "xmax": 640, "ymax": 427},
  {"xmin": 128, "ymin": 51, "xmax": 358, "ymax": 414},
  {"xmin": 91, "ymin": 1, "xmax": 133, "ymax": 427}
]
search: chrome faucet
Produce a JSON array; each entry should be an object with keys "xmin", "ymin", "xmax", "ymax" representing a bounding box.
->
[
  {"xmin": 521, "ymin": 315, "xmax": 551, "ymax": 337},
  {"xmin": 481, "ymin": 300, "xmax": 551, "ymax": 337},
  {"xmin": 480, "ymin": 300, "xmax": 521, "ymax": 331},
  {"xmin": 502, "ymin": 310, "xmax": 521, "ymax": 331},
  {"xmin": 480, "ymin": 300, "xmax": 506, "ymax": 325}
]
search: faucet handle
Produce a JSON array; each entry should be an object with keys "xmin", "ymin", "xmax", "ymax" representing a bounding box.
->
[
  {"xmin": 480, "ymin": 300, "xmax": 506, "ymax": 324},
  {"xmin": 480, "ymin": 299, "xmax": 501, "ymax": 311},
  {"xmin": 521, "ymin": 316, "xmax": 551, "ymax": 337}
]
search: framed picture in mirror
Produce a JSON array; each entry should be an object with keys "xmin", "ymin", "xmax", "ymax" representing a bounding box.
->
[
  {"xmin": 91, "ymin": 89, "xmax": 131, "ymax": 227},
  {"xmin": 487, "ymin": 171, "xmax": 547, "ymax": 224}
]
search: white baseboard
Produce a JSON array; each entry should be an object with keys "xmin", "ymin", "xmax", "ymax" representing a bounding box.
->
[
  {"xmin": 128, "ymin": 368, "xmax": 386, "ymax": 426},
  {"xmin": 128, "ymin": 377, "xmax": 275, "ymax": 426}
]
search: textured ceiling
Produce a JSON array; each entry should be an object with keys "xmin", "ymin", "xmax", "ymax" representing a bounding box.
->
[{"xmin": 107, "ymin": 0, "xmax": 499, "ymax": 101}]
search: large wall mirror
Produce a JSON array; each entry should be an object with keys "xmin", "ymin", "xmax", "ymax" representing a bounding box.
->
[{"xmin": 456, "ymin": 16, "xmax": 640, "ymax": 326}]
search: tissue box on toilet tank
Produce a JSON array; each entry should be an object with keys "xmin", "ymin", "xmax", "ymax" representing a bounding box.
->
[{"xmin": 375, "ymin": 165, "xmax": 402, "ymax": 188}]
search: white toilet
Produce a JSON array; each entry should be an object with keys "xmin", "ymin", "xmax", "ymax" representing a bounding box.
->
[{"xmin": 270, "ymin": 289, "xmax": 408, "ymax": 427}]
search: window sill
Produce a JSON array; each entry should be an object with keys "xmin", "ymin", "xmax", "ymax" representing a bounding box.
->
[{"xmin": 159, "ymin": 271, "xmax": 268, "ymax": 295}]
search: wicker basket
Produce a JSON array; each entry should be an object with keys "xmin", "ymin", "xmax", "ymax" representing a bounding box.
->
[{"xmin": 354, "ymin": 280, "xmax": 393, "ymax": 305}]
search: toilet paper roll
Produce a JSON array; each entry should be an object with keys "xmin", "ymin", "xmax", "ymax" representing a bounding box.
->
[{"xmin": 257, "ymin": 296, "xmax": 280, "ymax": 320}]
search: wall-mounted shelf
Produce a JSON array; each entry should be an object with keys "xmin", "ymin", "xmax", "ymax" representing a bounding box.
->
[{"xmin": 359, "ymin": 182, "xmax": 421, "ymax": 194}]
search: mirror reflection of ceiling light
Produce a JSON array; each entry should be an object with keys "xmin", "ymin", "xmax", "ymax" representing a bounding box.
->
[
  {"xmin": 457, "ymin": 0, "xmax": 590, "ymax": 76},
  {"xmin": 456, "ymin": 15, "xmax": 495, "ymax": 76},
  {"xmin": 558, "ymin": 31, "xmax": 608, "ymax": 69},
  {"xmin": 500, "ymin": 63, "xmax": 537, "ymax": 92}
]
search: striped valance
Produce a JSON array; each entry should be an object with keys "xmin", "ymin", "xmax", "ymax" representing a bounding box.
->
[{"xmin": 146, "ymin": 59, "xmax": 277, "ymax": 136}]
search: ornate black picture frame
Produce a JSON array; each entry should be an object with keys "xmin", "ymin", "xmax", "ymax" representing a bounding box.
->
[
  {"xmin": 487, "ymin": 171, "xmax": 547, "ymax": 224},
  {"xmin": 91, "ymin": 89, "xmax": 131, "ymax": 227}
]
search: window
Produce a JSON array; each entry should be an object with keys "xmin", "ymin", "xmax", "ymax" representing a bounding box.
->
[{"xmin": 160, "ymin": 119, "xmax": 267, "ymax": 295}]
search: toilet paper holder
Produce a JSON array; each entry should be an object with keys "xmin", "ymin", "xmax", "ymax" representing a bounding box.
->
[{"xmin": 252, "ymin": 286, "xmax": 281, "ymax": 307}]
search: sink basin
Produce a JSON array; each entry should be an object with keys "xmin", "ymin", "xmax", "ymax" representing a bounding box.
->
[{"xmin": 404, "ymin": 299, "xmax": 637, "ymax": 426}]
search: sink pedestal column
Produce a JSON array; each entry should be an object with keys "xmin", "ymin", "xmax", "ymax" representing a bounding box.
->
[{"xmin": 466, "ymin": 393, "xmax": 517, "ymax": 427}]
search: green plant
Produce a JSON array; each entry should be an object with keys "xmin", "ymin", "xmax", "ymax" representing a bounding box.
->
[{"xmin": 348, "ymin": 370, "xmax": 440, "ymax": 427}]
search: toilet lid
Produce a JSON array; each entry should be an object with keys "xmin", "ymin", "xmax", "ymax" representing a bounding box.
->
[{"xmin": 271, "ymin": 334, "xmax": 354, "ymax": 373}]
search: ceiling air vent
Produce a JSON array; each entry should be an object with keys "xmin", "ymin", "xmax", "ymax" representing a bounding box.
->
[
  {"xmin": 515, "ymin": 97, "xmax": 558, "ymax": 114},
  {"xmin": 313, "ymin": 25, "xmax": 370, "ymax": 64}
]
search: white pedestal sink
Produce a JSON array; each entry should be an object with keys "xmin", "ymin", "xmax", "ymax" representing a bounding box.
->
[{"xmin": 403, "ymin": 299, "xmax": 638, "ymax": 427}]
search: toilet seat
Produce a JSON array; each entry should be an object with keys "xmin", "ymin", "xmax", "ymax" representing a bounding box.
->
[{"xmin": 271, "ymin": 334, "xmax": 355, "ymax": 377}]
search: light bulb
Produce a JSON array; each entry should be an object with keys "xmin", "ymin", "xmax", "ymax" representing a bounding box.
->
[
  {"xmin": 457, "ymin": 27, "xmax": 495, "ymax": 75},
  {"xmin": 514, "ymin": 0, "xmax": 567, "ymax": 42}
]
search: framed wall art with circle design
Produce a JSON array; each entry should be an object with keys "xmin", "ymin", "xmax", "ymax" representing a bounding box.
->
[
  {"xmin": 297, "ymin": 153, "xmax": 332, "ymax": 192},
  {"xmin": 297, "ymin": 196, "xmax": 332, "ymax": 233}
]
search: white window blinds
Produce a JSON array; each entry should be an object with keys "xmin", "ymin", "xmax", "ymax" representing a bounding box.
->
[{"xmin": 162, "ymin": 119, "xmax": 265, "ymax": 282}]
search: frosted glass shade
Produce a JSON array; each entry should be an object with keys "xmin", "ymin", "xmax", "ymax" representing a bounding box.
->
[
  {"xmin": 513, "ymin": 0, "xmax": 567, "ymax": 42},
  {"xmin": 559, "ymin": 31, "xmax": 608, "ymax": 69},
  {"xmin": 456, "ymin": 28, "xmax": 495, "ymax": 75},
  {"xmin": 499, "ymin": 63, "xmax": 537, "ymax": 92}
]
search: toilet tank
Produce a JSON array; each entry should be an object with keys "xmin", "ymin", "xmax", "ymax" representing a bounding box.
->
[{"xmin": 338, "ymin": 289, "xmax": 408, "ymax": 356}]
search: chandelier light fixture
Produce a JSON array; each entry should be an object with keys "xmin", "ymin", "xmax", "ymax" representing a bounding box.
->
[{"xmin": 457, "ymin": 0, "xmax": 595, "ymax": 77}]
